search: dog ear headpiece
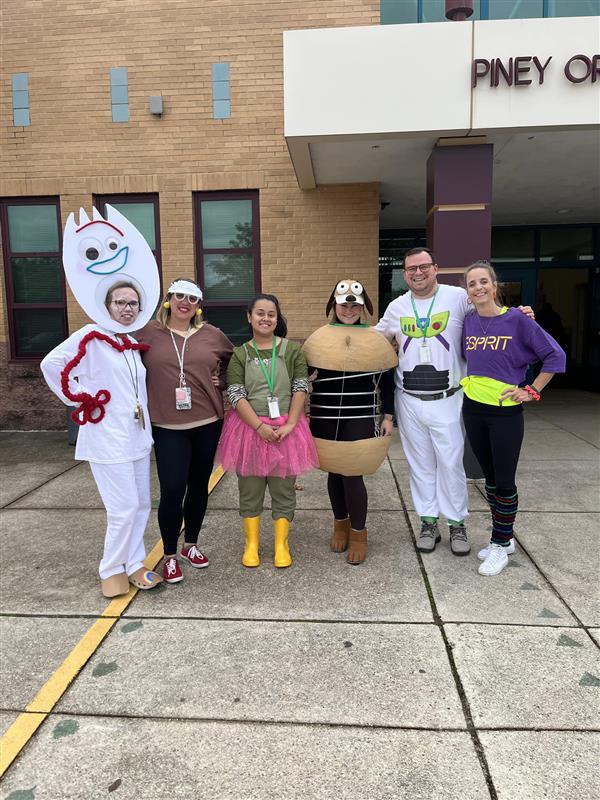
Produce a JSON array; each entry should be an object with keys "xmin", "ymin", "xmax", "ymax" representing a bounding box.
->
[
  {"xmin": 62, "ymin": 205, "xmax": 160, "ymax": 334},
  {"xmin": 326, "ymin": 279, "xmax": 373, "ymax": 317}
]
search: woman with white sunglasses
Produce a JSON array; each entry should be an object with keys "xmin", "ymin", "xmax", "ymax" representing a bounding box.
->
[{"xmin": 136, "ymin": 279, "xmax": 233, "ymax": 584}]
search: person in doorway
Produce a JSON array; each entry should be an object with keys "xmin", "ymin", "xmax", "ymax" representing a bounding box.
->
[
  {"xmin": 216, "ymin": 294, "xmax": 318, "ymax": 568},
  {"xmin": 41, "ymin": 281, "xmax": 162, "ymax": 597},
  {"xmin": 461, "ymin": 261, "xmax": 565, "ymax": 576},
  {"xmin": 375, "ymin": 247, "xmax": 534, "ymax": 556},
  {"xmin": 136, "ymin": 279, "xmax": 233, "ymax": 585}
]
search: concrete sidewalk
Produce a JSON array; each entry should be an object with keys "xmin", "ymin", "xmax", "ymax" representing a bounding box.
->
[{"xmin": 0, "ymin": 389, "xmax": 598, "ymax": 799}]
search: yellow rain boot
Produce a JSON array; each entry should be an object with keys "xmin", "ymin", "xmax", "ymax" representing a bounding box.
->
[
  {"xmin": 242, "ymin": 516, "xmax": 260, "ymax": 567},
  {"xmin": 273, "ymin": 518, "xmax": 292, "ymax": 568}
]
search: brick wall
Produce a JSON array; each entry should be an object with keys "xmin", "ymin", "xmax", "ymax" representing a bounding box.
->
[{"xmin": 0, "ymin": 0, "xmax": 380, "ymax": 429}]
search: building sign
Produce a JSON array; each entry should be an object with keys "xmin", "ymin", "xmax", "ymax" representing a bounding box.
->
[{"xmin": 472, "ymin": 54, "xmax": 600, "ymax": 87}]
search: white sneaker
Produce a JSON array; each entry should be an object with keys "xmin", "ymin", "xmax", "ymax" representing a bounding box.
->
[
  {"xmin": 478, "ymin": 539, "xmax": 516, "ymax": 560},
  {"xmin": 478, "ymin": 543, "xmax": 509, "ymax": 576}
]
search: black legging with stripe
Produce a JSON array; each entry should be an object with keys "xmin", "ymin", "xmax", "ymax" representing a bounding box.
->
[{"xmin": 462, "ymin": 395, "xmax": 524, "ymax": 545}]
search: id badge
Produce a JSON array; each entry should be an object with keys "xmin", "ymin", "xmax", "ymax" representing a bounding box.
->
[
  {"xmin": 175, "ymin": 386, "xmax": 192, "ymax": 410},
  {"xmin": 419, "ymin": 343, "xmax": 432, "ymax": 364},
  {"xmin": 267, "ymin": 395, "xmax": 280, "ymax": 419}
]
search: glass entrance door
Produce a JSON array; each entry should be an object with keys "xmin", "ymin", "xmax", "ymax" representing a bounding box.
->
[{"xmin": 495, "ymin": 266, "xmax": 537, "ymax": 308}]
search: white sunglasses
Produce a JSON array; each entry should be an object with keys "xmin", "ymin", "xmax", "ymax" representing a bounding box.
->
[{"xmin": 172, "ymin": 292, "xmax": 200, "ymax": 305}]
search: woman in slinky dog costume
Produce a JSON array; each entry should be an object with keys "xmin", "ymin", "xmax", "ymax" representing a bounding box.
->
[{"xmin": 302, "ymin": 280, "xmax": 397, "ymax": 565}]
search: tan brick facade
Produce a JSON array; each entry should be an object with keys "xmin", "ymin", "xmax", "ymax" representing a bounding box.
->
[{"xmin": 0, "ymin": 0, "xmax": 380, "ymax": 429}]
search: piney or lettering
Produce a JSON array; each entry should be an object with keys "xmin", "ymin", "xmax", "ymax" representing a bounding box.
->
[{"xmin": 472, "ymin": 56, "xmax": 552, "ymax": 88}]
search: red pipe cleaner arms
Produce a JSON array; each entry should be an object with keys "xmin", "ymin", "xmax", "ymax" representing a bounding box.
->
[{"xmin": 60, "ymin": 330, "xmax": 150, "ymax": 426}]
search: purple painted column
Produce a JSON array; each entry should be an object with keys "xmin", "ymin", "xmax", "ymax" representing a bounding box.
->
[
  {"xmin": 427, "ymin": 141, "xmax": 491, "ymax": 479},
  {"xmin": 426, "ymin": 142, "xmax": 494, "ymax": 284}
]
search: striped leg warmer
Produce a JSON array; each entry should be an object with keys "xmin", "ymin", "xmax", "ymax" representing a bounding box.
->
[
  {"xmin": 484, "ymin": 483, "xmax": 496, "ymax": 512},
  {"xmin": 491, "ymin": 487, "xmax": 518, "ymax": 546}
]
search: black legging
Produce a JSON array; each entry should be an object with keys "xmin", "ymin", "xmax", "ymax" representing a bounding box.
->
[
  {"xmin": 152, "ymin": 420, "xmax": 223, "ymax": 555},
  {"xmin": 327, "ymin": 473, "xmax": 368, "ymax": 531},
  {"xmin": 462, "ymin": 395, "xmax": 524, "ymax": 544}
]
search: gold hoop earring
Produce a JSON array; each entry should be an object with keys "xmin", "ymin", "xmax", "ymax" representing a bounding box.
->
[
  {"xmin": 163, "ymin": 301, "xmax": 170, "ymax": 309},
  {"xmin": 196, "ymin": 308, "xmax": 203, "ymax": 317}
]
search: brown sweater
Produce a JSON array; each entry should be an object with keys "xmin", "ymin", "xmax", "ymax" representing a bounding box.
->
[{"xmin": 136, "ymin": 321, "xmax": 233, "ymax": 426}]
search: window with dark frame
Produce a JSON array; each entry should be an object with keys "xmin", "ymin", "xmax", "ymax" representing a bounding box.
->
[
  {"xmin": 0, "ymin": 197, "xmax": 68, "ymax": 359},
  {"xmin": 194, "ymin": 190, "xmax": 261, "ymax": 344}
]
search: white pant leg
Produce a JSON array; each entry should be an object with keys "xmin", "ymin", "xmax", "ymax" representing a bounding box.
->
[
  {"xmin": 126, "ymin": 456, "xmax": 151, "ymax": 576},
  {"xmin": 426, "ymin": 392, "xmax": 469, "ymax": 522},
  {"xmin": 396, "ymin": 391, "xmax": 440, "ymax": 518},
  {"xmin": 90, "ymin": 460, "xmax": 146, "ymax": 580}
]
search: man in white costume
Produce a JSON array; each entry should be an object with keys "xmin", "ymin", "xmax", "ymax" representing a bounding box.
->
[
  {"xmin": 41, "ymin": 205, "xmax": 162, "ymax": 597},
  {"xmin": 375, "ymin": 247, "xmax": 472, "ymax": 555}
]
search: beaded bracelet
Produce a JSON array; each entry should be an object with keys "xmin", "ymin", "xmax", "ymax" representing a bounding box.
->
[{"xmin": 524, "ymin": 385, "xmax": 541, "ymax": 401}]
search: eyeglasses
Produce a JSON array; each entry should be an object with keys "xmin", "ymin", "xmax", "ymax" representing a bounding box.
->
[
  {"xmin": 404, "ymin": 263, "xmax": 435, "ymax": 274},
  {"xmin": 172, "ymin": 292, "xmax": 200, "ymax": 304},
  {"xmin": 112, "ymin": 299, "xmax": 140, "ymax": 310}
]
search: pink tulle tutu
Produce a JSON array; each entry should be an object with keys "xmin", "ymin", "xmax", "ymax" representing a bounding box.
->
[{"xmin": 216, "ymin": 411, "xmax": 318, "ymax": 478}]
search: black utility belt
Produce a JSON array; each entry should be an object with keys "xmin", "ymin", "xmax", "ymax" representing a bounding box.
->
[{"xmin": 403, "ymin": 386, "xmax": 462, "ymax": 402}]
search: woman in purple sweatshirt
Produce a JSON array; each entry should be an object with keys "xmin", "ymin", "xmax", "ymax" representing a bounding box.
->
[{"xmin": 461, "ymin": 261, "xmax": 566, "ymax": 577}]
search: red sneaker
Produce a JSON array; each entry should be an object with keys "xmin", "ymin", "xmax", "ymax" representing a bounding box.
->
[
  {"xmin": 180, "ymin": 544, "xmax": 209, "ymax": 569},
  {"xmin": 163, "ymin": 556, "xmax": 183, "ymax": 584}
]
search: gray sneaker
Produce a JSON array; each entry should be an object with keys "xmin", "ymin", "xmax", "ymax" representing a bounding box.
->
[
  {"xmin": 416, "ymin": 520, "xmax": 441, "ymax": 552},
  {"xmin": 449, "ymin": 523, "xmax": 471, "ymax": 556}
]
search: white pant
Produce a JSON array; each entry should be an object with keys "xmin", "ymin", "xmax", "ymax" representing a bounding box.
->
[
  {"xmin": 90, "ymin": 457, "xmax": 151, "ymax": 580},
  {"xmin": 395, "ymin": 390, "xmax": 468, "ymax": 522}
]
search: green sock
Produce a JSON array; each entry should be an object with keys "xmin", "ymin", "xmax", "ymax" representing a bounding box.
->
[
  {"xmin": 420, "ymin": 516, "xmax": 438, "ymax": 523},
  {"xmin": 448, "ymin": 519, "xmax": 464, "ymax": 526}
]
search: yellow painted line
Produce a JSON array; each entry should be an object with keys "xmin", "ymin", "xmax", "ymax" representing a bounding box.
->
[
  {"xmin": 208, "ymin": 464, "xmax": 224, "ymax": 493},
  {"xmin": 0, "ymin": 713, "xmax": 47, "ymax": 776},
  {"xmin": 0, "ymin": 465, "xmax": 226, "ymax": 777}
]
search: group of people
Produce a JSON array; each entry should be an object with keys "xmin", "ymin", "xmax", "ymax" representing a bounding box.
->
[{"xmin": 41, "ymin": 240, "xmax": 566, "ymax": 597}]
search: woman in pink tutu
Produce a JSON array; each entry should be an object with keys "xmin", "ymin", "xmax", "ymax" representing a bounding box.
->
[{"xmin": 217, "ymin": 293, "xmax": 318, "ymax": 568}]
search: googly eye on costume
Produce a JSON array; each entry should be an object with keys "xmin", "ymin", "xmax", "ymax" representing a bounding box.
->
[
  {"xmin": 79, "ymin": 237, "xmax": 103, "ymax": 262},
  {"xmin": 334, "ymin": 278, "xmax": 365, "ymax": 305},
  {"xmin": 62, "ymin": 205, "xmax": 160, "ymax": 334},
  {"xmin": 105, "ymin": 236, "xmax": 120, "ymax": 252}
]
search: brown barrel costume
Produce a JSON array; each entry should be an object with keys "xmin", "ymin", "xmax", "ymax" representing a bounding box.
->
[{"xmin": 302, "ymin": 323, "xmax": 398, "ymax": 475}]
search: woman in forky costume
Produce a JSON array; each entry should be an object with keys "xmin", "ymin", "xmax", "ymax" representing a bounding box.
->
[
  {"xmin": 41, "ymin": 205, "xmax": 162, "ymax": 598},
  {"xmin": 302, "ymin": 280, "xmax": 397, "ymax": 565}
]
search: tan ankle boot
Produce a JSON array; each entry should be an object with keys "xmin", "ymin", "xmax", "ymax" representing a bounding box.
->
[
  {"xmin": 347, "ymin": 528, "xmax": 368, "ymax": 565},
  {"xmin": 101, "ymin": 572, "xmax": 129, "ymax": 598},
  {"xmin": 330, "ymin": 518, "xmax": 350, "ymax": 552}
]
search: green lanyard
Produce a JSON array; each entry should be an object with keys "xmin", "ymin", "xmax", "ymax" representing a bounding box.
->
[
  {"xmin": 251, "ymin": 340, "xmax": 277, "ymax": 394},
  {"xmin": 410, "ymin": 288, "xmax": 439, "ymax": 337}
]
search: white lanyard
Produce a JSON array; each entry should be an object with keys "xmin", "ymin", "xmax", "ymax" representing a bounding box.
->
[{"xmin": 169, "ymin": 330, "xmax": 189, "ymax": 387}]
